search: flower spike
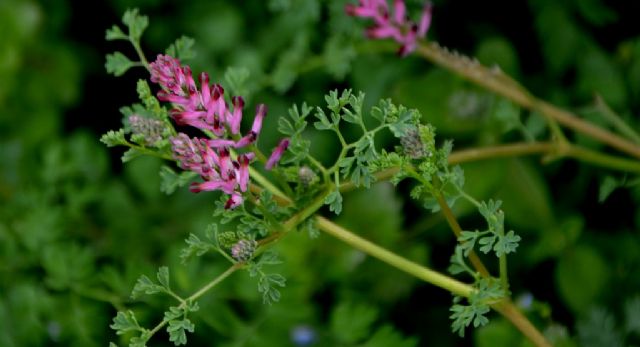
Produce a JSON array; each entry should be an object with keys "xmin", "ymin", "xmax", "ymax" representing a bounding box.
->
[
  {"xmin": 150, "ymin": 55, "xmax": 289, "ymax": 208},
  {"xmin": 346, "ymin": 0, "xmax": 433, "ymax": 56}
]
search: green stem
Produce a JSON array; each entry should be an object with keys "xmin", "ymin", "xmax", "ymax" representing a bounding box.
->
[
  {"xmin": 315, "ymin": 216, "xmax": 473, "ymax": 297},
  {"xmin": 187, "ymin": 264, "xmax": 240, "ymax": 302},
  {"xmin": 248, "ymin": 166, "xmax": 290, "ymax": 202},
  {"xmin": 258, "ymin": 188, "xmax": 331, "ymax": 247},
  {"xmin": 415, "ymin": 42, "xmax": 640, "ymax": 160},
  {"xmin": 143, "ymin": 264, "xmax": 239, "ymax": 343},
  {"xmin": 565, "ymin": 144, "xmax": 640, "ymax": 173},
  {"xmin": 130, "ymin": 39, "xmax": 150, "ymax": 71},
  {"xmin": 126, "ymin": 143, "xmax": 173, "ymax": 160},
  {"xmin": 499, "ymin": 253, "xmax": 509, "ymax": 294},
  {"xmin": 593, "ymin": 94, "xmax": 640, "ymax": 145},
  {"xmin": 433, "ymin": 189, "xmax": 491, "ymax": 278}
]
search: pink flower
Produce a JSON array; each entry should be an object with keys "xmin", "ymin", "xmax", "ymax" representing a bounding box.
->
[
  {"xmin": 266, "ymin": 138, "xmax": 290, "ymax": 170},
  {"xmin": 346, "ymin": 0, "xmax": 433, "ymax": 56},
  {"xmin": 150, "ymin": 55, "xmax": 290, "ymax": 208}
]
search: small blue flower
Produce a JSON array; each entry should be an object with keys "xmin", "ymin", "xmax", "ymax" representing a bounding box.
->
[{"xmin": 290, "ymin": 325, "xmax": 317, "ymax": 346}]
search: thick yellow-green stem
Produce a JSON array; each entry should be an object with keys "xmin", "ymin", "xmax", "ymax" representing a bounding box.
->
[
  {"xmin": 415, "ymin": 42, "xmax": 640, "ymax": 160},
  {"xmin": 315, "ymin": 216, "xmax": 473, "ymax": 297}
]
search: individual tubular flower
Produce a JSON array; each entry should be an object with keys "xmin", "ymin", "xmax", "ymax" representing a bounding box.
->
[
  {"xmin": 266, "ymin": 138, "xmax": 290, "ymax": 170},
  {"xmin": 170, "ymin": 133, "xmax": 254, "ymax": 209},
  {"xmin": 346, "ymin": 0, "xmax": 433, "ymax": 56}
]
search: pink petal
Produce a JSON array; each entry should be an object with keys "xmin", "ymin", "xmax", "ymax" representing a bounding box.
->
[
  {"xmin": 229, "ymin": 96, "xmax": 244, "ymax": 135},
  {"xmin": 224, "ymin": 193, "xmax": 243, "ymax": 209},
  {"xmin": 234, "ymin": 132, "xmax": 257, "ymax": 148},
  {"xmin": 266, "ymin": 138, "xmax": 290, "ymax": 170},
  {"xmin": 418, "ymin": 2, "xmax": 433, "ymax": 37},
  {"xmin": 251, "ymin": 104, "xmax": 267, "ymax": 135},
  {"xmin": 393, "ymin": 0, "xmax": 406, "ymax": 24}
]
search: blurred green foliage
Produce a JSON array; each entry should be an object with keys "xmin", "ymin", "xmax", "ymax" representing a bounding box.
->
[{"xmin": 2, "ymin": 0, "xmax": 640, "ymax": 346}]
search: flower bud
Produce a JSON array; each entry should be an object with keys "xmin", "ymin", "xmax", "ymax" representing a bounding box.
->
[
  {"xmin": 298, "ymin": 166, "xmax": 317, "ymax": 187},
  {"xmin": 231, "ymin": 239, "xmax": 258, "ymax": 262},
  {"xmin": 129, "ymin": 114, "xmax": 165, "ymax": 145},
  {"xmin": 400, "ymin": 128, "xmax": 428, "ymax": 159}
]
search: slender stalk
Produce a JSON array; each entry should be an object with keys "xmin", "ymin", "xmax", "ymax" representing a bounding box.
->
[
  {"xmin": 566, "ymin": 144, "xmax": 640, "ymax": 173},
  {"xmin": 415, "ymin": 42, "xmax": 640, "ymax": 159},
  {"xmin": 449, "ymin": 141, "xmax": 640, "ymax": 173},
  {"xmin": 315, "ymin": 216, "xmax": 473, "ymax": 297},
  {"xmin": 434, "ymin": 191, "xmax": 490, "ymax": 277},
  {"xmin": 187, "ymin": 264, "xmax": 240, "ymax": 302},
  {"xmin": 593, "ymin": 94, "xmax": 640, "ymax": 144},
  {"xmin": 248, "ymin": 167, "xmax": 290, "ymax": 202},
  {"xmin": 499, "ymin": 253, "xmax": 509, "ymax": 294},
  {"xmin": 131, "ymin": 39, "xmax": 150, "ymax": 70},
  {"xmin": 493, "ymin": 301, "xmax": 552, "ymax": 347},
  {"xmin": 448, "ymin": 142, "xmax": 554, "ymax": 165},
  {"xmin": 316, "ymin": 216, "xmax": 551, "ymax": 347},
  {"xmin": 144, "ymin": 264, "xmax": 240, "ymax": 342}
]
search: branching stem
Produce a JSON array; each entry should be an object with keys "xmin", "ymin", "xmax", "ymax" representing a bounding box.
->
[{"xmin": 415, "ymin": 42, "xmax": 640, "ymax": 159}]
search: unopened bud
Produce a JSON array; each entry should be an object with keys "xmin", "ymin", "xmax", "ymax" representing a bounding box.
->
[
  {"xmin": 129, "ymin": 114, "xmax": 165, "ymax": 145},
  {"xmin": 231, "ymin": 239, "xmax": 257, "ymax": 262},
  {"xmin": 217, "ymin": 231, "xmax": 238, "ymax": 249},
  {"xmin": 400, "ymin": 128, "xmax": 428, "ymax": 159},
  {"xmin": 298, "ymin": 166, "xmax": 317, "ymax": 187}
]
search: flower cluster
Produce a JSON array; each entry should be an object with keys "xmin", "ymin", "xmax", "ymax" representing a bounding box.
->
[
  {"xmin": 346, "ymin": 0, "xmax": 433, "ymax": 56},
  {"xmin": 149, "ymin": 54, "xmax": 289, "ymax": 208}
]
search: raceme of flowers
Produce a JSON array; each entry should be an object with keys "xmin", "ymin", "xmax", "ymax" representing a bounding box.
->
[
  {"xmin": 149, "ymin": 54, "xmax": 289, "ymax": 209},
  {"xmin": 346, "ymin": 0, "xmax": 433, "ymax": 56}
]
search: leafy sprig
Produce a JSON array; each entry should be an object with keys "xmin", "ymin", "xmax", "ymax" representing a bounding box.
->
[
  {"xmin": 450, "ymin": 278, "xmax": 504, "ymax": 337},
  {"xmin": 247, "ymin": 250, "xmax": 286, "ymax": 305}
]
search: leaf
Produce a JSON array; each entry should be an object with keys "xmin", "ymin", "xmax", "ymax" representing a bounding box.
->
[
  {"xmin": 159, "ymin": 166, "xmax": 197, "ymax": 195},
  {"xmin": 122, "ymin": 8, "xmax": 148, "ymax": 41},
  {"xmin": 156, "ymin": 266, "xmax": 170, "ymax": 290},
  {"xmin": 105, "ymin": 25, "xmax": 127, "ymax": 41},
  {"xmin": 577, "ymin": 49, "xmax": 627, "ymax": 108},
  {"xmin": 167, "ymin": 318, "xmax": 195, "ymax": 346},
  {"xmin": 534, "ymin": 5, "xmax": 581, "ymax": 74},
  {"xmin": 625, "ymin": 296, "xmax": 640, "ymax": 335},
  {"xmin": 100, "ymin": 130, "xmax": 127, "ymax": 147},
  {"xmin": 494, "ymin": 159, "xmax": 555, "ymax": 229},
  {"xmin": 450, "ymin": 300, "xmax": 491, "ymax": 337},
  {"xmin": 494, "ymin": 230, "xmax": 521, "ymax": 257},
  {"xmin": 257, "ymin": 273, "xmax": 286, "ymax": 304},
  {"xmin": 121, "ymin": 148, "xmax": 144, "ymax": 163},
  {"xmin": 555, "ymin": 245, "xmax": 609, "ymax": 313},
  {"xmin": 577, "ymin": 307, "xmax": 623, "ymax": 347},
  {"xmin": 180, "ymin": 233, "xmax": 213, "ymax": 263},
  {"xmin": 136, "ymin": 79, "xmax": 166, "ymax": 119},
  {"xmin": 278, "ymin": 117, "xmax": 296, "ymax": 136},
  {"xmin": 271, "ymin": 32, "xmax": 307, "ymax": 93},
  {"xmin": 330, "ymin": 302, "xmax": 378, "ymax": 343},
  {"xmin": 459, "ymin": 230, "xmax": 480, "ymax": 256},
  {"xmin": 105, "ymin": 52, "xmax": 134, "ymax": 76},
  {"xmin": 110, "ymin": 311, "xmax": 142, "ymax": 334},
  {"xmin": 131, "ymin": 275, "xmax": 164, "ymax": 299},
  {"xmin": 313, "ymin": 107, "xmax": 332, "ymax": 130},
  {"xmin": 323, "ymin": 34, "xmax": 355, "ymax": 80},
  {"xmin": 478, "ymin": 234, "xmax": 497, "ymax": 254},
  {"xmin": 362, "ymin": 325, "xmax": 417, "ymax": 347},
  {"xmin": 474, "ymin": 319, "xmax": 523, "ymax": 347},
  {"xmin": 598, "ymin": 176, "xmax": 620, "ymax": 203},
  {"xmin": 324, "ymin": 189, "xmax": 343, "ymax": 215},
  {"xmin": 224, "ymin": 66, "xmax": 251, "ymax": 97},
  {"xmin": 165, "ymin": 36, "xmax": 196, "ymax": 61}
]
